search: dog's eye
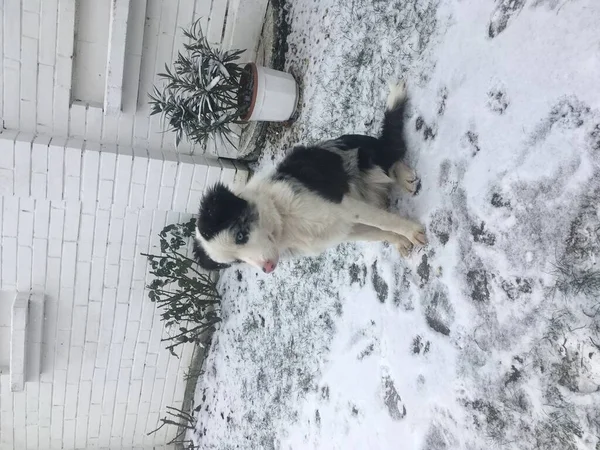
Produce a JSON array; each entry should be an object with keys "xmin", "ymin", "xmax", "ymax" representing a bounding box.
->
[{"xmin": 235, "ymin": 231, "xmax": 246, "ymax": 244}]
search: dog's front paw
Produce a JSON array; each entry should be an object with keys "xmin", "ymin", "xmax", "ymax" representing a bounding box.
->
[
  {"xmin": 394, "ymin": 236, "xmax": 414, "ymax": 257},
  {"xmin": 408, "ymin": 225, "xmax": 427, "ymax": 247}
]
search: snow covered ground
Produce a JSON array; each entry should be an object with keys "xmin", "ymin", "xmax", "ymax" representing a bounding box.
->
[{"xmin": 192, "ymin": 0, "xmax": 600, "ymax": 448}]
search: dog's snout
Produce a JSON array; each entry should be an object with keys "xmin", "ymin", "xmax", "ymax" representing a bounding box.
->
[{"xmin": 262, "ymin": 261, "xmax": 276, "ymax": 274}]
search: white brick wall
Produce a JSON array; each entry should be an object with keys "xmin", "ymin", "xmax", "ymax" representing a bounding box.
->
[
  {"xmin": 0, "ymin": 132, "xmax": 249, "ymax": 449},
  {"xmin": 0, "ymin": 0, "xmax": 269, "ymax": 157}
]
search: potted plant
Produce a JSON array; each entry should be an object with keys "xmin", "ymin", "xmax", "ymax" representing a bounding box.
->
[{"xmin": 149, "ymin": 19, "xmax": 299, "ymax": 148}]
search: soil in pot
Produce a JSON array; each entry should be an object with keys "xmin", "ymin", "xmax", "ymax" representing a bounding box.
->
[{"xmin": 238, "ymin": 64, "xmax": 255, "ymax": 119}]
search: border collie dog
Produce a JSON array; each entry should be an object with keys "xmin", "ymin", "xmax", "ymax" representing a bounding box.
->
[{"xmin": 193, "ymin": 82, "xmax": 427, "ymax": 273}]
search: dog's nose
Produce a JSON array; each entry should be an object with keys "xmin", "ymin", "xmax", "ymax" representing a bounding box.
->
[{"xmin": 262, "ymin": 261, "xmax": 276, "ymax": 273}]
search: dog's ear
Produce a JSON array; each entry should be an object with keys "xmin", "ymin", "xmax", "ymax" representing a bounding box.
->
[{"xmin": 192, "ymin": 239, "xmax": 231, "ymax": 270}]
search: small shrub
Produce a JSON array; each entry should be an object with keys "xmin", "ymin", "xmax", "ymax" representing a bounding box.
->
[{"xmin": 143, "ymin": 218, "xmax": 221, "ymax": 357}]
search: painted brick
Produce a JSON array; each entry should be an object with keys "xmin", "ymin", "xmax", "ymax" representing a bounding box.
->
[
  {"xmin": 62, "ymin": 418, "xmax": 76, "ymax": 449},
  {"xmin": 104, "ymin": 263, "xmax": 119, "ymax": 289},
  {"xmin": 64, "ymin": 142, "xmax": 83, "ymax": 174},
  {"xmin": 2, "ymin": 237, "xmax": 18, "ymax": 287},
  {"xmin": 89, "ymin": 258, "xmax": 105, "ymax": 302},
  {"xmin": 48, "ymin": 204, "xmax": 65, "ymax": 240},
  {"xmin": 90, "ymin": 367, "xmax": 106, "ymax": 405},
  {"xmin": 77, "ymin": 213, "xmax": 95, "ymax": 257},
  {"xmin": 74, "ymin": 262, "xmax": 91, "ymax": 306},
  {"xmin": 81, "ymin": 342, "xmax": 97, "ymax": 381},
  {"xmin": 3, "ymin": 65, "xmax": 20, "ymax": 130},
  {"xmin": 122, "ymin": 413, "xmax": 137, "ymax": 446},
  {"xmin": 117, "ymin": 260, "xmax": 134, "ymax": 302},
  {"xmin": 32, "ymin": 238, "xmax": 48, "ymax": 289},
  {"xmin": 17, "ymin": 245, "xmax": 33, "ymax": 290},
  {"xmin": 81, "ymin": 142, "xmax": 100, "ymax": 213},
  {"xmin": 64, "ymin": 142, "xmax": 82, "ymax": 202},
  {"xmin": 26, "ymin": 294, "xmax": 45, "ymax": 383},
  {"xmin": 13, "ymin": 392, "xmax": 27, "ymax": 445},
  {"xmin": 14, "ymin": 134, "xmax": 33, "ymax": 196},
  {"xmin": 47, "ymin": 139, "xmax": 65, "ymax": 201},
  {"xmin": 85, "ymin": 300, "xmax": 102, "ymax": 344},
  {"xmin": 11, "ymin": 294, "xmax": 29, "ymax": 391},
  {"xmin": 106, "ymin": 343, "xmax": 123, "ymax": 381},
  {"xmin": 137, "ymin": 209, "xmax": 153, "ymax": 237},
  {"xmin": 51, "ymin": 370, "xmax": 67, "ymax": 406},
  {"xmin": 18, "ymin": 200, "xmax": 35, "ymax": 246},
  {"xmin": 26, "ymin": 382, "xmax": 40, "ymax": 421},
  {"xmin": 64, "ymin": 383, "xmax": 79, "ymax": 420},
  {"xmin": 21, "ymin": 36, "xmax": 38, "ymax": 72},
  {"xmin": 52, "ymin": 84, "xmax": 70, "ymax": 136},
  {"xmin": 39, "ymin": 0, "xmax": 58, "ymax": 65},
  {"xmin": 60, "ymin": 241, "xmax": 77, "ymax": 288},
  {"xmin": 134, "ymin": 401, "xmax": 151, "ymax": 441},
  {"xmin": 101, "ymin": 378, "xmax": 118, "ymax": 412},
  {"xmin": 54, "ymin": 328, "xmax": 71, "ymax": 369},
  {"xmin": 99, "ymin": 145, "xmax": 117, "ymax": 180},
  {"xmin": 38, "ymin": 426, "xmax": 50, "ymax": 450},
  {"xmin": 38, "ymin": 383, "xmax": 53, "ymax": 425},
  {"xmin": 4, "ymin": 0, "xmax": 22, "ymax": 61},
  {"xmin": 75, "ymin": 415, "xmax": 88, "ymax": 449},
  {"xmin": 63, "ymin": 201, "xmax": 81, "ymax": 242},
  {"xmin": 131, "ymin": 342, "xmax": 149, "ymax": 380},
  {"xmin": 144, "ymin": 153, "xmax": 163, "ymax": 209},
  {"xmin": 85, "ymin": 106, "xmax": 103, "ymax": 142},
  {"xmin": 104, "ymin": 0, "xmax": 130, "ymax": 115},
  {"xmin": 88, "ymin": 404, "xmax": 102, "ymax": 439},
  {"xmin": 92, "ymin": 209, "xmax": 110, "ymax": 258},
  {"xmin": 2, "ymin": 196, "xmax": 18, "ymax": 236},
  {"xmin": 56, "ymin": 0, "xmax": 75, "ymax": 57},
  {"xmin": 70, "ymin": 305, "xmax": 87, "ymax": 347},
  {"xmin": 131, "ymin": 148, "xmax": 149, "ymax": 182},
  {"xmin": 118, "ymin": 114, "xmax": 135, "ymax": 147},
  {"xmin": 22, "ymin": 9, "xmax": 40, "ymax": 37},
  {"xmin": 114, "ymin": 147, "xmax": 134, "ymax": 209},
  {"xmin": 101, "ymin": 114, "xmax": 120, "ymax": 144},
  {"xmin": 36, "ymin": 64, "xmax": 55, "ymax": 131},
  {"xmin": 70, "ymin": 103, "xmax": 87, "ymax": 138},
  {"xmin": 126, "ymin": 378, "xmax": 143, "ymax": 415},
  {"xmin": 172, "ymin": 158, "xmax": 194, "ymax": 207}
]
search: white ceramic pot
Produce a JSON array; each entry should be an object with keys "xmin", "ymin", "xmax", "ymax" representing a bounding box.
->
[{"xmin": 240, "ymin": 63, "xmax": 299, "ymax": 122}]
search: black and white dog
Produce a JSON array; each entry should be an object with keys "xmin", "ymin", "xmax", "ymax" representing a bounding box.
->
[{"xmin": 193, "ymin": 82, "xmax": 427, "ymax": 273}]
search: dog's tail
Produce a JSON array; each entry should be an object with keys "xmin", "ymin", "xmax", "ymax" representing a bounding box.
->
[{"xmin": 378, "ymin": 81, "xmax": 408, "ymax": 165}]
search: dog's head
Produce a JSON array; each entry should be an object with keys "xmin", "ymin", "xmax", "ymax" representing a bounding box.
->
[{"xmin": 194, "ymin": 183, "xmax": 281, "ymax": 273}]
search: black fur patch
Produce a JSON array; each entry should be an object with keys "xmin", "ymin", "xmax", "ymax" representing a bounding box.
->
[
  {"xmin": 336, "ymin": 134, "xmax": 381, "ymax": 171},
  {"xmin": 197, "ymin": 183, "xmax": 250, "ymax": 241},
  {"xmin": 274, "ymin": 145, "xmax": 349, "ymax": 203},
  {"xmin": 192, "ymin": 239, "xmax": 231, "ymax": 270}
]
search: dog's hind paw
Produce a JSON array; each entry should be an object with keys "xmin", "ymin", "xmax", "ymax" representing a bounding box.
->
[{"xmin": 392, "ymin": 162, "xmax": 421, "ymax": 196}]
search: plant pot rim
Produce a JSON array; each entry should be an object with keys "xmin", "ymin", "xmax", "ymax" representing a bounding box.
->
[{"xmin": 240, "ymin": 62, "xmax": 258, "ymax": 122}]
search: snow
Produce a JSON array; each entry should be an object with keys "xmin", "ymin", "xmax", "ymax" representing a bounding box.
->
[{"xmin": 191, "ymin": 0, "xmax": 600, "ymax": 448}]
